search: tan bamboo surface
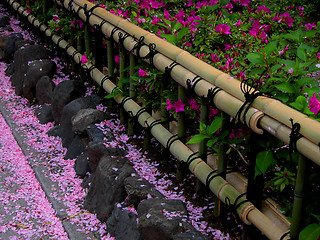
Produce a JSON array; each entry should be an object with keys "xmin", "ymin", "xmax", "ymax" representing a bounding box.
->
[
  {"xmin": 63, "ymin": 0, "xmax": 320, "ymax": 148},
  {"xmin": 51, "ymin": 0, "xmax": 320, "ymax": 167},
  {"xmin": 6, "ymin": 1, "xmax": 291, "ymax": 239}
]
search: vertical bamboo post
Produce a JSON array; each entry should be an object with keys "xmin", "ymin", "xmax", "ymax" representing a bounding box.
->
[
  {"xmin": 128, "ymin": 53, "xmax": 136, "ymax": 136},
  {"xmin": 290, "ymin": 155, "xmax": 309, "ymax": 239},
  {"xmin": 143, "ymin": 103, "xmax": 152, "ymax": 150},
  {"xmin": 119, "ymin": 46, "xmax": 126, "ymax": 125},
  {"xmin": 176, "ymin": 85, "xmax": 187, "ymax": 181},
  {"xmin": 84, "ymin": 24, "xmax": 91, "ymax": 55},
  {"xmin": 196, "ymin": 98, "xmax": 209, "ymax": 193},
  {"xmin": 106, "ymin": 38, "xmax": 115, "ymax": 107},
  {"xmin": 214, "ymin": 112, "xmax": 228, "ymax": 217},
  {"xmin": 94, "ymin": 31, "xmax": 103, "ymax": 71}
]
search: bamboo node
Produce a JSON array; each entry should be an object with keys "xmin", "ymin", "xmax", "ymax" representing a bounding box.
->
[{"xmin": 240, "ymin": 202, "xmax": 255, "ymax": 225}]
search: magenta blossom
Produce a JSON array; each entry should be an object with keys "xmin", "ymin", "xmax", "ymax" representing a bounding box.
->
[
  {"xmin": 305, "ymin": 23, "xmax": 317, "ymax": 31},
  {"xmin": 308, "ymin": 93, "xmax": 320, "ymax": 115},
  {"xmin": 138, "ymin": 68, "xmax": 148, "ymax": 77},
  {"xmin": 273, "ymin": 12, "xmax": 294, "ymax": 27},
  {"xmin": 257, "ymin": 5, "xmax": 271, "ymax": 14},
  {"xmin": 115, "ymin": 55, "xmax": 120, "ymax": 64},
  {"xmin": 174, "ymin": 99, "xmax": 185, "ymax": 112},
  {"xmin": 215, "ymin": 24, "xmax": 231, "ymax": 35},
  {"xmin": 166, "ymin": 98, "xmax": 174, "ymax": 111},
  {"xmin": 188, "ymin": 98, "xmax": 200, "ymax": 111},
  {"xmin": 80, "ymin": 55, "xmax": 88, "ymax": 64}
]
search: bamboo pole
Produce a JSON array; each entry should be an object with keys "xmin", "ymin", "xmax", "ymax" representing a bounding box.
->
[
  {"xmin": 128, "ymin": 53, "xmax": 136, "ymax": 136},
  {"xmin": 58, "ymin": 0, "xmax": 320, "ymax": 152},
  {"xmin": 6, "ymin": 2, "xmax": 291, "ymax": 239},
  {"xmin": 290, "ymin": 155, "xmax": 309, "ymax": 239},
  {"xmin": 119, "ymin": 46, "xmax": 126, "ymax": 125}
]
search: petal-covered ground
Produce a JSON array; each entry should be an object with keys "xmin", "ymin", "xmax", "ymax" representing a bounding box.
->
[{"xmin": 0, "ymin": 4, "xmax": 234, "ymax": 240}]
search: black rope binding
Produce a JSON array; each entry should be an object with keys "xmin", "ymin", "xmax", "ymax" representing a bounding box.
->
[
  {"xmin": 288, "ymin": 118, "xmax": 302, "ymax": 161},
  {"xmin": 65, "ymin": 43, "xmax": 73, "ymax": 52},
  {"xmin": 76, "ymin": 5, "xmax": 83, "ymax": 16},
  {"xmin": 57, "ymin": 37, "xmax": 64, "ymax": 47},
  {"xmin": 67, "ymin": 0, "xmax": 75, "ymax": 12},
  {"xmin": 84, "ymin": 4, "xmax": 100, "ymax": 25},
  {"xmin": 225, "ymin": 192, "xmax": 250, "ymax": 223},
  {"xmin": 109, "ymin": 27, "xmax": 119, "ymax": 41},
  {"xmin": 164, "ymin": 61, "xmax": 179, "ymax": 80},
  {"xmin": 185, "ymin": 151, "xmax": 202, "ymax": 168},
  {"xmin": 100, "ymin": 75, "xmax": 112, "ymax": 87},
  {"xmin": 186, "ymin": 76, "xmax": 202, "ymax": 96},
  {"xmin": 119, "ymin": 96, "xmax": 132, "ymax": 108},
  {"xmin": 206, "ymin": 169, "xmax": 218, "ymax": 187},
  {"xmin": 31, "ymin": 16, "xmax": 37, "ymax": 26},
  {"xmin": 166, "ymin": 134, "xmax": 179, "ymax": 150},
  {"xmin": 234, "ymin": 72, "xmax": 265, "ymax": 126},
  {"xmin": 207, "ymin": 86, "xmax": 222, "ymax": 107},
  {"xmin": 130, "ymin": 36, "xmax": 145, "ymax": 58},
  {"xmin": 93, "ymin": 19, "xmax": 107, "ymax": 32},
  {"xmin": 144, "ymin": 119, "xmax": 162, "ymax": 132},
  {"xmin": 118, "ymin": 32, "xmax": 131, "ymax": 52},
  {"xmin": 279, "ymin": 231, "xmax": 290, "ymax": 240},
  {"xmin": 141, "ymin": 43, "xmax": 158, "ymax": 66}
]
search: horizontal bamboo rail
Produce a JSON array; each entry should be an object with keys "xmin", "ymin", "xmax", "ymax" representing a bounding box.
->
[
  {"xmin": 53, "ymin": 0, "xmax": 320, "ymax": 167},
  {"xmin": 5, "ymin": 1, "xmax": 290, "ymax": 239}
]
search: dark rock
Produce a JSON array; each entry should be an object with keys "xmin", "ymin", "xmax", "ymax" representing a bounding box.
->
[
  {"xmin": 23, "ymin": 59, "xmax": 56, "ymax": 101},
  {"xmin": 173, "ymin": 230, "xmax": 211, "ymax": 240},
  {"xmin": 0, "ymin": 16, "xmax": 10, "ymax": 27},
  {"xmin": 60, "ymin": 96, "xmax": 96, "ymax": 148},
  {"xmin": 11, "ymin": 44, "xmax": 49, "ymax": 95},
  {"xmin": 86, "ymin": 124, "xmax": 106, "ymax": 143},
  {"xmin": 15, "ymin": 40, "xmax": 33, "ymax": 51},
  {"xmin": 36, "ymin": 76, "xmax": 55, "ymax": 104},
  {"xmin": 0, "ymin": 49, "xmax": 4, "ymax": 61},
  {"xmin": 4, "ymin": 33, "xmax": 23, "ymax": 62},
  {"xmin": 47, "ymin": 125, "xmax": 61, "ymax": 137},
  {"xmin": 84, "ymin": 155, "xmax": 135, "ymax": 222},
  {"xmin": 71, "ymin": 108, "xmax": 108, "ymax": 135},
  {"xmin": 107, "ymin": 205, "xmax": 142, "ymax": 240},
  {"xmin": 34, "ymin": 104, "xmax": 53, "ymax": 124},
  {"xmin": 52, "ymin": 80, "xmax": 86, "ymax": 124},
  {"xmin": 124, "ymin": 175, "xmax": 164, "ymax": 208},
  {"xmin": 5, "ymin": 62, "xmax": 14, "ymax": 76},
  {"xmin": 137, "ymin": 198, "xmax": 189, "ymax": 240},
  {"xmin": 0, "ymin": 34, "xmax": 8, "ymax": 50},
  {"xmin": 0, "ymin": 26, "xmax": 12, "ymax": 32},
  {"xmin": 74, "ymin": 152, "xmax": 89, "ymax": 177},
  {"xmin": 81, "ymin": 173, "xmax": 93, "ymax": 189},
  {"xmin": 64, "ymin": 135, "xmax": 85, "ymax": 160},
  {"xmin": 86, "ymin": 141, "xmax": 126, "ymax": 173}
]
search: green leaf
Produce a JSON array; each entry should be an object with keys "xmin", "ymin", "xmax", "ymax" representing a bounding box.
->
[
  {"xmin": 177, "ymin": 27, "xmax": 190, "ymax": 41},
  {"xmin": 289, "ymin": 96, "xmax": 307, "ymax": 111},
  {"xmin": 206, "ymin": 117, "xmax": 223, "ymax": 135},
  {"xmin": 199, "ymin": 121, "xmax": 207, "ymax": 134},
  {"xmin": 159, "ymin": 34, "xmax": 177, "ymax": 45},
  {"xmin": 173, "ymin": 22, "xmax": 182, "ymax": 31},
  {"xmin": 263, "ymin": 41, "xmax": 278, "ymax": 55},
  {"xmin": 104, "ymin": 88, "xmax": 120, "ymax": 99},
  {"xmin": 186, "ymin": 134, "xmax": 210, "ymax": 144},
  {"xmin": 299, "ymin": 223, "xmax": 320, "ymax": 240},
  {"xmin": 255, "ymin": 151, "xmax": 276, "ymax": 177},
  {"xmin": 297, "ymin": 45, "xmax": 307, "ymax": 61},
  {"xmin": 157, "ymin": 22, "xmax": 171, "ymax": 31},
  {"xmin": 274, "ymin": 82, "xmax": 296, "ymax": 93},
  {"xmin": 247, "ymin": 52, "xmax": 265, "ymax": 65},
  {"xmin": 280, "ymin": 182, "xmax": 286, "ymax": 192},
  {"xmin": 164, "ymin": 19, "xmax": 172, "ymax": 27},
  {"xmin": 207, "ymin": 138, "xmax": 218, "ymax": 147}
]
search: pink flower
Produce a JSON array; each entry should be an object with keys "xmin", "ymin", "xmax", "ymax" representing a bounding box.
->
[
  {"xmin": 235, "ymin": 20, "xmax": 242, "ymax": 27},
  {"xmin": 305, "ymin": 23, "xmax": 317, "ymax": 31},
  {"xmin": 166, "ymin": 98, "xmax": 174, "ymax": 111},
  {"xmin": 138, "ymin": 68, "xmax": 148, "ymax": 77},
  {"xmin": 80, "ymin": 55, "xmax": 88, "ymax": 64},
  {"xmin": 273, "ymin": 12, "xmax": 294, "ymax": 27},
  {"xmin": 308, "ymin": 93, "xmax": 320, "ymax": 115},
  {"xmin": 151, "ymin": 16, "xmax": 160, "ymax": 25},
  {"xmin": 53, "ymin": 15, "xmax": 60, "ymax": 22},
  {"xmin": 215, "ymin": 24, "xmax": 231, "ymax": 35},
  {"xmin": 278, "ymin": 44, "xmax": 289, "ymax": 55},
  {"xmin": 249, "ymin": 20, "xmax": 260, "ymax": 38},
  {"xmin": 76, "ymin": 20, "xmax": 83, "ymax": 28},
  {"xmin": 173, "ymin": 99, "xmax": 185, "ymax": 112},
  {"xmin": 188, "ymin": 98, "xmax": 200, "ymax": 111},
  {"xmin": 211, "ymin": 53, "xmax": 220, "ymax": 63},
  {"xmin": 115, "ymin": 55, "xmax": 120, "ymax": 64},
  {"xmin": 209, "ymin": 108, "xmax": 219, "ymax": 118},
  {"xmin": 317, "ymin": 52, "xmax": 320, "ymax": 61},
  {"xmin": 257, "ymin": 5, "xmax": 271, "ymax": 14},
  {"xmin": 70, "ymin": 20, "xmax": 76, "ymax": 28}
]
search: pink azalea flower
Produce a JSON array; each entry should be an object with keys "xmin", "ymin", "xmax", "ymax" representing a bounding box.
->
[
  {"xmin": 248, "ymin": 20, "xmax": 260, "ymax": 38},
  {"xmin": 273, "ymin": 12, "xmax": 294, "ymax": 27},
  {"xmin": 257, "ymin": 5, "xmax": 271, "ymax": 14},
  {"xmin": 138, "ymin": 68, "xmax": 148, "ymax": 77},
  {"xmin": 115, "ymin": 55, "xmax": 120, "ymax": 64},
  {"xmin": 317, "ymin": 52, "xmax": 320, "ymax": 61},
  {"xmin": 308, "ymin": 93, "xmax": 320, "ymax": 115},
  {"xmin": 211, "ymin": 53, "xmax": 220, "ymax": 63},
  {"xmin": 52, "ymin": 14, "xmax": 60, "ymax": 22},
  {"xmin": 76, "ymin": 20, "xmax": 83, "ymax": 28},
  {"xmin": 174, "ymin": 99, "xmax": 185, "ymax": 112},
  {"xmin": 151, "ymin": 16, "xmax": 160, "ymax": 25},
  {"xmin": 166, "ymin": 98, "xmax": 174, "ymax": 111},
  {"xmin": 80, "ymin": 55, "xmax": 88, "ymax": 64},
  {"xmin": 209, "ymin": 107, "xmax": 219, "ymax": 118},
  {"xmin": 278, "ymin": 44, "xmax": 289, "ymax": 55},
  {"xmin": 305, "ymin": 23, "xmax": 317, "ymax": 31},
  {"xmin": 215, "ymin": 23, "xmax": 231, "ymax": 35},
  {"xmin": 235, "ymin": 20, "xmax": 242, "ymax": 27},
  {"xmin": 188, "ymin": 98, "xmax": 200, "ymax": 111}
]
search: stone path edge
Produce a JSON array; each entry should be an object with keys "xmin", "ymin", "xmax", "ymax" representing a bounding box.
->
[{"xmin": 0, "ymin": 101, "xmax": 99, "ymax": 240}]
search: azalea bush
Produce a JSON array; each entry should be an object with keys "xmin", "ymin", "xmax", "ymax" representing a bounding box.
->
[{"xmin": 23, "ymin": 0, "xmax": 320, "ymax": 237}]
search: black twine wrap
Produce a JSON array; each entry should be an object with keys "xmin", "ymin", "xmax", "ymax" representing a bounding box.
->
[
  {"xmin": 144, "ymin": 119, "xmax": 162, "ymax": 132},
  {"xmin": 31, "ymin": 16, "xmax": 37, "ymax": 26},
  {"xmin": 109, "ymin": 27, "xmax": 119, "ymax": 41},
  {"xmin": 118, "ymin": 32, "xmax": 130, "ymax": 52},
  {"xmin": 100, "ymin": 75, "xmax": 112, "ymax": 87},
  {"xmin": 65, "ymin": 43, "xmax": 73, "ymax": 52},
  {"xmin": 130, "ymin": 36, "xmax": 144, "ymax": 57},
  {"xmin": 207, "ymin": 86, "xmax": 222, "ymax": 107},
  {"xmin": 279, "ymin": 231, "xmax": 290, "ymax": 240},
  {"xmin": 186, "ymin": 76, "xmax": 202, "ymax": 96},
  {"xmin": 128, "ymin": 107, "xmax": 148, "ymax": 124},
  {"xmin": 93, "ymin": 19, "xmax": 107, "ymax": 32},
  {"xmin": 67, "ymin": 0, "xmax": 75, "ymax": 12},
  {"xmin": 119, "ymin": 96, "xmax": 132, "ymax": 108},
  {"xmin": 164, "ymin": 61, "xmax": 179, "ymax": 80},
  {"xmin": 206, "ymin": 167, "xmax": 237, "ymax": 188},
  {"xmin": 141, "ymin": 43, "xmax": 158, "ymax": 66},
  {"xmin": 225, "ymin": 192, "xmax": 250, "ymax": 223},
  {"xmin": 185, "ymin": 152, "xmax": 201, "ymax": 168},
  {"xmin": 57, "ymin": 37, "xmax": 64, "ymax": 47},
  {"xmin": 289, "ymin": 118, "xmax": 302, "ymax": 157},
  {"xmin": 84, "ymin": 4, "xmax": 100, "ymax": 25},
  {"xmin": 166, "ymin": 134, "xmax": 179, "ymax": 150},
  {"xmin": 234, "ymin": 74, "xmax": 264, "ymax": 126}
]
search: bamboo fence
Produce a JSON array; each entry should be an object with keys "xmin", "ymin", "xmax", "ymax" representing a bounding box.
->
[{"xmin": 5, "ymin": 0, "xmax": 320, "ymax": 239}]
